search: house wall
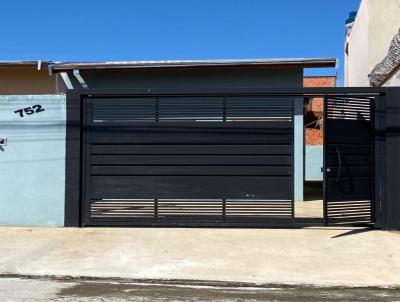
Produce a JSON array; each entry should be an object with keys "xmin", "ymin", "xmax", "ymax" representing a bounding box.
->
[
  {"xmin": 0, "ymin": 67, "xmax": 306, "ymax": 227},
  {"xmin": 66, "ymin": 67, "xmax": 304, "ymax": 89},
  {"xmin": 0, "ymin": 66, "xmax": 59, "ymax": 95},
  {"xmin": 368, "ymin": 0, "xmax": 400, "ymax": 71},
  {"xmin": 345, "ymin": 0, "xmax": 369, "ymax": 86},
  {"xmin": 67, "ymin": 67, "xmax": 305, "ymax": 202},
  {"xmin": 345, "ymin": 0, "xmax": 400, "ymax": 86},
  {"xmin": 0, "ymin": 95, "xmax": 66, "ymax": 226}
]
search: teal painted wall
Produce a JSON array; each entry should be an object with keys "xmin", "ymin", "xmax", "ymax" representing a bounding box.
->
[
  {"xmin": 294, "ymin": 99, "xmax": 304, "ymax": 202},
  {"xmin": 0, "ymin": 95, "xmax": 66, "ymax": 226},
  {"xmin": 305, "ymin": 145, "xmax": 323, "ymax": 181}
]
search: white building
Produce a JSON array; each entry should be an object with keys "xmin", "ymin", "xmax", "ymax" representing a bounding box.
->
[{"xmin": 344, "ymin": 0, "xmax": 400, "ymax": 87}]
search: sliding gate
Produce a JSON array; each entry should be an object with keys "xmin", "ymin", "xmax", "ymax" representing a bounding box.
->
[{"xmin": 82, "ymin": 96, "xmax": 295, "ymax": 226}]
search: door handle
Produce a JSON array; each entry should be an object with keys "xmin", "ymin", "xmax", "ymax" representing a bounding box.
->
[{"xmin": 335, "ymin": 147, "xmax": 342, "ymax": 183}]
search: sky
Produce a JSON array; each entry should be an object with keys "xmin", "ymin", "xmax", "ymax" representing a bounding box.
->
[{"xmin": 0, "ymin": 0, "xmax": 360, "ymax": 85}]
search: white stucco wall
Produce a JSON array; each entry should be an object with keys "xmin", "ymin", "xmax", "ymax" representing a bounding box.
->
[
  {"xmin": 345, "ymin": 0, "xmax": 400, "ymax": 86},
  {"xmin": 345, "ymin": 0, "xmax": 369, "ymax": 86},
  {"xmin": 368, "ymin": 0, "xmax": 400, "ymax": 70},
  {"xmin": 384, "ymin": 69, "xmax": 400, "ymax": 86}
]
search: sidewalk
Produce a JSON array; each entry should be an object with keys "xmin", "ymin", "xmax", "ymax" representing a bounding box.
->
[{"xmin": 0, "ymin": 227, "xmax": 399, "ymax": 287}]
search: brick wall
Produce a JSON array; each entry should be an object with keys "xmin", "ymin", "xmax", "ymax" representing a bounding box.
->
[{"xmin": 303, "ymin": 76, "xmax": 336, "ymax": 145}]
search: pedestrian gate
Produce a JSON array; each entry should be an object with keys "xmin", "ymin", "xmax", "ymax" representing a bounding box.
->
[
  {"xmin": 323, "ymin": 95, "xmax": 374, "ymax": 226},
  {"xmin": 82, "ymin": 96, "xmax": 295, "ymax": 226}
]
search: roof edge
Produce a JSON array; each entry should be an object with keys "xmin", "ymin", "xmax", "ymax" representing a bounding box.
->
[
  {"xmin": 0, "ymin": 60, "xmax": 54, "ymax": 66},
  {"xmin": 49, "ymin": 58, "xmax": 337, "ymax": 73}
]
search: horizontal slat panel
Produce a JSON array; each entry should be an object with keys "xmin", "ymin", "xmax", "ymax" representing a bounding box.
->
[
  {"xmin": 326, "ymin": 145, "xmax": 371, "ymax": 155},
  {"xmin": 89, "ymin": 121, "xmax": 293, "ymax": 129},
  {"xmin": 326, "ymin": 156, "xmax": 372, "ymax": 166},
  {"xmin": 327, "ymin": 102, "xmax": 371, "ymax": 108},
  {"xmin": 89, "ymin": 123, "xmax": 293, "ymax": 144},
  {"xmin": 327, "ymin": 218, "xmax": 372, "ymax": 225},
  {"xmin": 326, "ymin": 97, "xmax": 372, "ymax": 122},
  {"xmin": 91, "ymin": 144, "xmax": 293, "ymax": 155},
  {"xmin": 327, "ymin": 200, "xmax": 372, "ymax": 206},
  {"xmin": 325, "ymin": 178, "xmax": 372, "ymax": 202},
  {"xmin": 91, "ymin": 155, "xmax": 292, "ymax": 166},
  {"xmin": 91, "ymin": 165, "xmax": 292, "ymax": 176},
  {"xmin": 90, "ymin": 200, "xmax": 293, "ymax": 220},
  {"xmin": 327, "ymin": 204, "xmax": 371, "ymax": 210},
  {"xmin": 325, "ymin": 119, "xmax": 372, "ymax": 144},
  {"xmin": 90, "ymin": 176, "xmax": 293, "ymax": 200},
  {"xmin": 326, "ymin": 166, "xmax": 372, "ymax": 178}
]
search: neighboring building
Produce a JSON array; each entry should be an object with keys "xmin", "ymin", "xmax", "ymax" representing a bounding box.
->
[
  {"xmin": 303, "ymin": 76, "xmax": 336, "ymax": 182},
  {"xmin": 344, "ymin": 0, "xmax": 400, "ymax": 86},
  {"xmin": 370, "ymin": 29, "xmax": 400, "ymax": 86},
  {"xmin": 0, "ymin": 61, "xmax": 61, "ymax": 94}
]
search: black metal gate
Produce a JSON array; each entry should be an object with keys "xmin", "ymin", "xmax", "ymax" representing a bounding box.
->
[
  {"xmin": 82, "ymin": 95, "xmax": 295, "ymax": 226},
  {"xmin": 323, "ymin": 95, "xmax": 375, "ymax": 226}
]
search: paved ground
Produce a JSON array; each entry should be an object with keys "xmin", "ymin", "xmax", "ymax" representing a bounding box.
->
[
  {"xmin": 0, "ymin": 227, "xmax": 399, "ymax": 287},
  {"xmin": 1, "ymin": 276, "xmax": 400, "ymax": 302},
  {"xmin": 295, "ymin": 200, "xmax": 323, "ymax": 218}
]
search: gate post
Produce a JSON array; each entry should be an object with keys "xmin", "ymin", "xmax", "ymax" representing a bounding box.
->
[
  {"xmin": 64, "ymin": 91, "xmax": 82, "ymax": 227},
  {"xmin": 383, "ymin": 87, "xmax": 400, "ymax": 230}
]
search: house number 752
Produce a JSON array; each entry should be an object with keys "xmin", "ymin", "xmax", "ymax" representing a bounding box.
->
[{"xmin": 14, "ymin": 105, "xmax": 45, "ymax": 118}]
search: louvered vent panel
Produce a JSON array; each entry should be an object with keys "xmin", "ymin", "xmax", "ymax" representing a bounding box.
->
[
  {"xmin": 92, "ymin": 98, "xmax": 156, "ymax": 122},
  {"xmin": 90, "ymin": 199, "xmax": 293, "ymax": 221},
  {"xmin": 326, "ymin": 97, "xmax": 372, "ymax": 121},
  {"xmin": 326, "ymin": 200, "xmax": 372, "ymax": 225},
  {"xmin": 226, "ymin": 98, "xmax": 293, "ymax": 121},
  {"xmin": 91, "ymin": 97, "xmax": 293, "ymax": 123},
  {"xmin": 158, "ymin": 98, "xmax": 223, "ymax": 121}
]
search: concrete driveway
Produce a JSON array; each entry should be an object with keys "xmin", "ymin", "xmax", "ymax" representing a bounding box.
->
[{"xmin": 0, "ymin": 227, "xmax": 399, "ymax": 287}]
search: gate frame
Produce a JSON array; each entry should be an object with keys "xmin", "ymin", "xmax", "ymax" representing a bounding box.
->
[
  {"xmin": 322, "ymin": 94, "xmax": 376, "ymax": 226},
  {"xmin": 65, "ymin": 87, "xmax": 400, "ymax": 230}
]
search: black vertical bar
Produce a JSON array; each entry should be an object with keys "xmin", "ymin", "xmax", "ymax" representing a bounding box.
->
[
  {"xmin": 291, "ymin": 98, "xmax": 295, "ymax": 222},
  {"xmin": 384, "ymin": 88, "xmax": 400, "ymax": 230},
  {"xmin": 222, "ymin": 97, "xmax": 227, "ymax": 122},
  {"xmin": 82, "ymin": 96, "xmax": 92, "ymax": 226},
  {"xmin": 64, "ymin": 91, "xmax": 83, "ymax": 227},
  {"xmin": 155, "ymin": 98, "xmax": 159, "ymax": 122},
  {"xmin": 370, "ymin": 97, "xmax": 376, "ymax": 223},
  {"xmin": 154, "ymin": 199, "xmax": 158, "ymax": 219},
  {"xmin": 374, "ymin": 95, "xmax": 386, "ymax": 228},
  {"xmin": 222, "ymin": 199, "xmax": 226, "ymax": 220},
  {"xmin": 323, "ymin": 95, "xmax": 328, "ymax": 226}
]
